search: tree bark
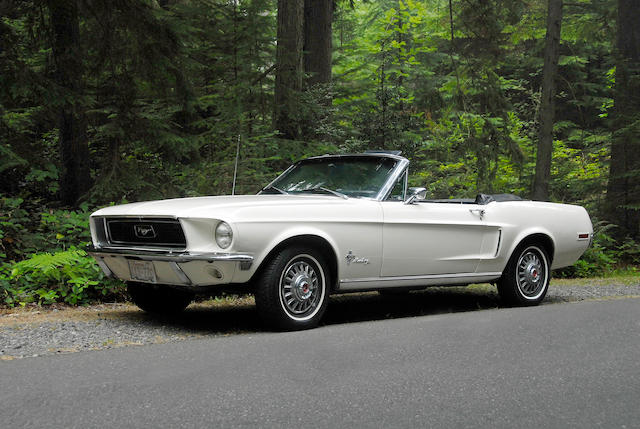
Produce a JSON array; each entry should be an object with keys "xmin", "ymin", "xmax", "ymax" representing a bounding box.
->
[
  {"xmin": 605, "ymin": 0, "xmax": 640, "ymax": 238},
  {"xmin": 274, "ymin": 0, "xmax": 304, "ymax": 140},
  {"xmin": 48, "ymin": 0, "xmax": 91, "ymax": 206},
  {"xmin": 303, "ymin": 0, "xmax": 333, "ymax": 87},
  {"xmin": 532, "ymin": 0, "xmax": 563, "ymax": 201}
]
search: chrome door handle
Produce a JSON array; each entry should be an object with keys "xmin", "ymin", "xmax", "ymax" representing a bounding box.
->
[{"xmin": 469, "ymin": 209, "xmax": 485, "ymax": 220}]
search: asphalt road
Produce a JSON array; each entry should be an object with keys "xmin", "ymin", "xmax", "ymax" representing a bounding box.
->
[{"xmin": 2, "ymin": 298, "xmax": 639, "ymax": 428}]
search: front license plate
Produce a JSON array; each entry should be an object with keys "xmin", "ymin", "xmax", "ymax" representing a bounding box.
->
[{"xmin": 128, "ymin": 260, "xmax": 157, "ymax": 283}]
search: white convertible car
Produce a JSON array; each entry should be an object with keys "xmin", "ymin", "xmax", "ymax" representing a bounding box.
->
[{"xmin": 89, "ymin": 152, "xmax": 592, "ymax": 330}]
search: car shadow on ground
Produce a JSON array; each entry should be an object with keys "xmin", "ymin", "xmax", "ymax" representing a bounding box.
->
[{"xmin": 130, "ymin": 285, "xmax": 551, "ymax": 335}]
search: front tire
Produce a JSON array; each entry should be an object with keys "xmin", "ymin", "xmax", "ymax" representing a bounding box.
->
[
  {"xmin": 254, "ymin": 247, "xmax": 330, "ymax": 331},
  {"xmin": 127, "ymin": 282, "xmax": 193, "ymax": 315},
  {"xmin": 497, "ymin": 244, "xmax": 550, "ymax": 306}
]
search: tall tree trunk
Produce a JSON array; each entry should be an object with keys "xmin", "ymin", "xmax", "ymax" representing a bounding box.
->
[
  {"xmin": 532, "ymin": 0, "xmax": 563, "ymax": 201},
  {"xmin": 606, "ymin": 0, "xmax": 640, "ymax": 238},
  {"xmin": 274, "ymin": 0, "xmax": 304, "ymax": 140},
  {"xmin": 48, "ymin": 0, "xmax": 91, "ymax": 206},
  {"xmin": 303, "ymin": 0, "xmax": 333, "ymax": 87}
]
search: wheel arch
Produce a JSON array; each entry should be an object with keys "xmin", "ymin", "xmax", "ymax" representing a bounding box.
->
[
  {"xmin": 252, "ymin": 234, "xmax": 340, "ymax": 292},
  {"xmin": 496, "ymin": 232, "xmax": 554, "ymax": 306},
  {"xmin": 508, "ymin": 232, "xmax": 555, "ymax": 266}
]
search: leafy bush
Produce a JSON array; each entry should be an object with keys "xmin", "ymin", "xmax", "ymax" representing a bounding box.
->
[
  {"xmin": 615, "ymin": 236, "xmax": 640, "ymax": 265},
  {"xmin": 39, "ymin": 203, "xmax": 94, "ymax": 250},
  {"xmin": 0, "ymin": 197, "xmax": 32, "ymax": 259},
  {"xmin": 0, "ymin": 195, "xmax": 129, "ymax": 307},
  {"xmin": 2, "ymin": 248, "xmax": 125, "ymax": 306},
  {"xmin": 1, "ymin": 196, "xmax": 96, "ymax": 256}
]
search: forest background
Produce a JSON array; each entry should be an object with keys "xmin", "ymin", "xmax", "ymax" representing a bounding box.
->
[{"xmin": 1, "ymin": 0, "xmax": 639, "ymax": 306}]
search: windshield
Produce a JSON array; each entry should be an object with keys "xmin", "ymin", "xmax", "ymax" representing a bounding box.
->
[{"xmin": 264, "ymin": 156, "xmax": 399, "ymax": 198}]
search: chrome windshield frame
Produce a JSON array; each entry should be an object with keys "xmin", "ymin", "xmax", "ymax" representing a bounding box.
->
[{"xmin": 258, "ymin": 153, "xmax": 410, "ymax": 202}]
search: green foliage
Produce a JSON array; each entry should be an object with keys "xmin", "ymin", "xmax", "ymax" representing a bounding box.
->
[
  {"xmin": 0, "ymin": 0, "xmax": 637, "ymax": 297},
  {"xmin": 1, "ymin": 0, "xmax": 619, "ymax": 206},
  {"xmin": 0, "ymin": 197, "xmax": 31, "ymax": 260},
  {"xmin": 2, "ymin": 249, "xmax": 124, "ymax": 306},
  {"xmin": 0, "ymin": 196, "xmax": 125, "ymax": 307},
  {"xmin": 0, "ymin": 196, "xmax": 93, "ymax": 260}
]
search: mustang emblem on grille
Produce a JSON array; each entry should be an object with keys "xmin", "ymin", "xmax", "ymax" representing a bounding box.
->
[{"xmin": 134, "ymin": 224, "xmax": 156, "ymax": 239}]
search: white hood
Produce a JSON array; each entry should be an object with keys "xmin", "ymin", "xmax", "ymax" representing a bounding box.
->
[{"xmin": 91, "ymin": 194, "xmax": 354, "ymax": 219}]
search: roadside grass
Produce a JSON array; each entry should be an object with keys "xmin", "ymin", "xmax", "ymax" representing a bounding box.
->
[{"xmin": 552, "ymin": 273, "xmax": 640, "ymax": 287}]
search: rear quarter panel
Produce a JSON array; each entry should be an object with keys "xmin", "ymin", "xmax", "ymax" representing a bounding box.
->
[{"xmin": 477, "ymin": 201, "xmax": 592, "ymax": 273}]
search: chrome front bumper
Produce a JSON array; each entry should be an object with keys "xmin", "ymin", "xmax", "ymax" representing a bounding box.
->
[{"xmin": 88, "ymin": 246, "xmax": 254, "ymax": 286}]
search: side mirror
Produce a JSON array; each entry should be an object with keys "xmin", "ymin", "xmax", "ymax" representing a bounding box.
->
[{"xmin": 404, "ymin": 187, "xmax": 427, "ymax": 205}]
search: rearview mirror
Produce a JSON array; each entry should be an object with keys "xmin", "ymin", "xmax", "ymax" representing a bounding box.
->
[{"xmin": 404, "ymin": 187, "xmax": 427, "ymax": 205}]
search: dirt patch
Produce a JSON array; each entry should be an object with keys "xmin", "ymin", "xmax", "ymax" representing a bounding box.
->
[
  {"xmin": 0, "ymin": 296, "xmax": 256, "ymax": 328},
  {"xmin": 0, "ymin": 303, "xmax": 139, "ymax": 327}
]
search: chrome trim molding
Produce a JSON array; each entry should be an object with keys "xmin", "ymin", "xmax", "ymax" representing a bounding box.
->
[
  {"xmin": 170, "ymin": 262, "xmax": 192, "ymax": 285},
  {"xmin": 97, "ymin": 215, "xmax": 179, "ymax": 219},
  {"xmin": 377, "ymin": 158, "xmax": 410, "ymax": 201},
  {"xmin": 338, "ymin": 272, "xmax": 503, "ymax": 291},
  {"xmin": 102, "ymin": 217, "xmax": 186, "ymax": 249},
  {"xmin": 88, "ymin": 246, "xmax": 254, "ymax": 264},
  {"xmin": 259, "ymin": 163, "xmax": 296, "ymax": 195},
  {"xmin": 341, "ymin": 272, "xmax": 503, "ymax": 283}
]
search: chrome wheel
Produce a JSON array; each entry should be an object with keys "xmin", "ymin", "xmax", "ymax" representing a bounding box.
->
[
  {"xmin": 497, "ymin": 243, "xmax": 551, "ymax": 306},
  {"xmin": 255, "ymin": 246, "xmax": 330, "ymax": 330},
  {"xmin": 516, "ymin": 247, "xmax": 548, "ymax": 300},
  {"xmin": 279, "ymin": 254, "xmax": 325, "ymax": 321}
]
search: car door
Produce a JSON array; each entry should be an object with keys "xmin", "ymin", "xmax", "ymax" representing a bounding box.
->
[{"xmin": 381, "ymin": 200, "xmax": 489, "ymax": 276}]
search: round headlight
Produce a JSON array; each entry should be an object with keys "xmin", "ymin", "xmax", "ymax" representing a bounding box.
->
[{"xmin": 215, "ymin": 221, "xmax": 233, "ymax": 249}]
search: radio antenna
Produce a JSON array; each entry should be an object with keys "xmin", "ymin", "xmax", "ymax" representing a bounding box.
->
[{"xmin": 232, "ymin": 133, "xmax": 240, "ymax": 195}]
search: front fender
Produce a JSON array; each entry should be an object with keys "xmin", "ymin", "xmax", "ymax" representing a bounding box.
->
[
  {"xmin": 257, "ymin": 226, "xmax": 341, "ymax": 272},
  {"xmin": 230, "ymin": 224, "xmax": 343, "ymax": 284},
  {"xmin": 230, "ymin": 216, "xmax": 384, "ymax": 284}
]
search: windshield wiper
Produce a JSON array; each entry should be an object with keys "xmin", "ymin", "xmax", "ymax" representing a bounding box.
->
[
  {"xmin": 300, "ymin": 186, "xmax": 349, "ymax": 199},
  {"xmin": 260, "ymin": 185, "xmax": 289, "ymax": 195}
]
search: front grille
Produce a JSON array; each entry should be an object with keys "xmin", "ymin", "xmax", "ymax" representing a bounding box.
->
[{"xmin": 104, "ymin": 218, "xmax": 186, "ymax": 248}]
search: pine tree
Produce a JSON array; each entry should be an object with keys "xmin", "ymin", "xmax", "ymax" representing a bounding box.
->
[
  {"xmin": 606, "ymin": 0, "xmax": 640, "ymax": 238},
  {"xmin": 274, "ymin": 0, "xmax": 304, "ymax": 139},
  {"xmin": 532, "ymin": 0, "xmax": 563, "ymax": 201}
]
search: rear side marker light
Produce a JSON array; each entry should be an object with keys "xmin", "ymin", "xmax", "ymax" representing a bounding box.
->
[{"xmin": 578, "ymin": 233, "xmax": 590, "ymax": 240}]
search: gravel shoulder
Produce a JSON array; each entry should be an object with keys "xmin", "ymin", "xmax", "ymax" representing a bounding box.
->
[{"xmin": 2, "ymin": 276, "xmax": 639, "ymax": 360}]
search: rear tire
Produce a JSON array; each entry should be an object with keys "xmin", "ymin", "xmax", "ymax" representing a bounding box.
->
[
  {"xmin": 497, "ymin": 244, "xmax": 550, "ymax": 306},
  {"xmin": 254, "ymin": 246, "xmax": 330, "ymax": 331},
  {"xmin": 127, "ymin": 282, "xmax": 193, "ymax": 315}
]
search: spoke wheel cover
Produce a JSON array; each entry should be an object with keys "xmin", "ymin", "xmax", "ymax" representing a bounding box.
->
[
  {"xmin": 278, "ymin": 254, "xmax": 326, "ymax": 321},
  {"xmin": 515, "ymin": 246, "xmax": 548, "ymax": 300}
]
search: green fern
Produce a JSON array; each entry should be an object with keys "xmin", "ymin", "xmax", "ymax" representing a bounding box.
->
[
  {"xmin": 11, "ymin": 249, "xmax": 88, "ymax": 282},
  {"xmin": 5, "ymin": 248, "xmax": 124, "ymax": 306}
]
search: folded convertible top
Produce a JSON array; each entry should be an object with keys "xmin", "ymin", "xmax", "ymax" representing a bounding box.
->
[
  {"xmin": 423, "ymin": 193, "xmax": 524, "ymax": 205},
  {"xmin": 474, "ymin": 193, "xmax": 524, "ymax": 205}
]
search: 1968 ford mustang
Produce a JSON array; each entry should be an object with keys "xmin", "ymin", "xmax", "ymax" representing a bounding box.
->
[{"xmin": 89, "ymin": 152, "xmax": 592, "ymax": 330}]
